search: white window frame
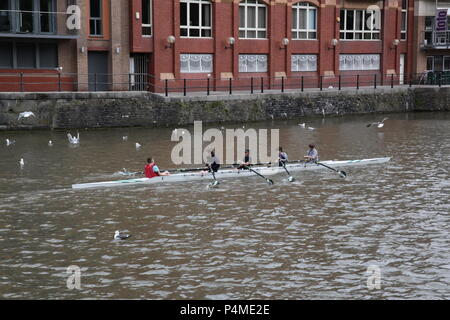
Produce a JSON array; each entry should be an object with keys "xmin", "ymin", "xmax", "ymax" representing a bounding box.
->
[
  {"xmin": 180, "ymin": 0, "xmax": 212, "ymax": 38},
  {"xmin": 339, "ymin": 54, "xmax": 380, "ymax": 71},
  {"xmin": 340, "ymin": 9, "xmax": 381, "ymax": 41},
  {"xmin": 291, "ymin": 54, "xmax": 317, "ymax": 71},
  {"xmin": 401, "ymin": 0, "xmax": 407, "ymax": 40},
  {"xmin": 142, "ymin": 0, "xmax": 152, "ymax": 37},
  {"xmin": 239, "ymin": 54, "xmax": 268, "ymax": 72},
  {"xmin": 239, "ymin": 0, "xmax": 267, "ymax": 39},
  {"xmin": 180, "ymin": 54, "xmax": 213, "ymax": 73},
  {"xmin": 292, "ymin": 2, "xmax": 317, "ymax": 40}
]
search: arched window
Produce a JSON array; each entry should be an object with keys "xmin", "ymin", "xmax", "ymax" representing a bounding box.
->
[
  {"xmin": 292, "ymin": 2, "xmax": 317, "ymax": 40},
  {"xmin": 180, "ymin": 0, "xmax": 212, "ymax": 37},
  {"xmin": 239, "ymin": 0, "xmax": 267, "ymax": 39}
]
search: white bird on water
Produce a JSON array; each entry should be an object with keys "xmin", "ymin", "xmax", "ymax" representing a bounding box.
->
[
  {"xmin": 18, "ymin": 111, "xmax": 35, "ymax": 120},
  {"xmin": 48, "ymin": 140, "xmax": 53, "ymax": 146},
  {"xmin": 136, "ymin": 142, "xmax": 141, "ymax": 149},
  {"xmin": 19, "ymin": 158, "xmax": 24, "ymax": 168},
  {"xmin": 114, "ymin": 230, "xmax": 131, "ymax": 240},
  {"xmin": 122, "ymin": 136, "xmax": 128, "ymax": 141},
  {"xmin": 6, "ymin": 139, "xmax": 15, "ymax": 146},
  {"xmin": 67, "ymin": 132, "xmax": 80, "ymax": 144},
  {"xmin": 298, "ymin": 123, "xmax": 306, "ymax": 128},
  {"xmin": 367, "ymin": 117, "xmax": 389, "ymax": 128},
  {"xmin": 307, "ymin": 127, "xmax": 316, "ymax": 130}
]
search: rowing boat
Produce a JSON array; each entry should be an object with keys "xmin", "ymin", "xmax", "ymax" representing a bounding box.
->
[{"xmin": 71, "ymin": 157, "xmax": 390, "ymax": 189}]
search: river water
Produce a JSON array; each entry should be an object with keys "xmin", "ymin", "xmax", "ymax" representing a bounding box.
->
[{"xmin": 0, "ymin": 112, "xmax": 449, "ymax": 299}]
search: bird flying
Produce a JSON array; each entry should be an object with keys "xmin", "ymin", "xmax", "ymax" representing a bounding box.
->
[
  {"xmin": 67, "ymin": 132, "xmax": 80, "ymax": 144},
  {"xmin": 18, "ymin": 112, "xmax": 35, "ymax": 120},
  {"xmin": 367, "ymin": 117, "xmax": 389, "ymax": 128}
]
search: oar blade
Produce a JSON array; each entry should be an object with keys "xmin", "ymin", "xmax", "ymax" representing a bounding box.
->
[
  {"xmin": 266, "ymin": 179, "xmax": 274, "ymax": 185},
  {"xmin": 288, "ymin": 176, "xmax": 295, "ymax": 182},
  {"xmin": 339, "ymin": 171, "xmax": 347, "ymax": 178}
]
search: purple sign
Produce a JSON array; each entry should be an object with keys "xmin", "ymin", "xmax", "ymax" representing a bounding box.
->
[{"xmin": 435, "ymin": 9, "xmax": 448, "ymax": 32}]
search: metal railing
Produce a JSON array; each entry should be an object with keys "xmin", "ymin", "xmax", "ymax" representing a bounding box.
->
[{"xmin": 0, "ymin": 72, "xmax": 449, "ymax": 95}]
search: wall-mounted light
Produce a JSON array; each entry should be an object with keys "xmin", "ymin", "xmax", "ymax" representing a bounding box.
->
[
  {"xmin": 328, "ymin": 38, "xmax": 338, "ymax": 49},
  {"xmin": 225, "ymin": 37, "xmax": 235, "ymax": 49},
  {"xmin": 135, "ymin": 12, "xmax": 140, "ymax": 20},
  {"xmin": 280, "ymin": 38, "xmax": 289, "ymax": 50},
  {"xmin": 391, "ymin": 39, "xmax": 400, "ymax": 49},
  {"xmin": 165, "ymin": 35, "xmax": 176, "ymax": 49},
  {"xmin": 80, "ymin": 46, "xmax": 86, "ymax": 53},
  {"xmin": 114, "ymin": 46, "xmax": 121, "ymax": 54}
]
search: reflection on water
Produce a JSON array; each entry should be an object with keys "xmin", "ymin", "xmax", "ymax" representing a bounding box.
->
[{"xmin": 0, "ymin": 112, "xmax": 449, "ymax": 299}]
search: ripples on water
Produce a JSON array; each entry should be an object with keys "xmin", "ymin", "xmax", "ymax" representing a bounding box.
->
[{"xmin": 0, "ymin": 112, "xmax": 449, "ymax": 299}]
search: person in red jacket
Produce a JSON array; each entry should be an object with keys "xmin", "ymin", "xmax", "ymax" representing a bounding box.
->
[{"xmin": 144, "ymin": 157, "xmax": 170, "ymax": 178}]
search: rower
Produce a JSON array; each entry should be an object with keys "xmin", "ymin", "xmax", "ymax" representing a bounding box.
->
[
  {"xmin": 206, "ymin": 151, "xmax": 221, "ymax": 172},
  {"xmin": 304, "ymin": 144, "xmax": 319, "ymax": 163},
  {"xmin": 144, "ymin": 157, "xmax": 170, "ymax": 178},
  {"xmin": 278, "ymin": 147, "xmax": 288, "ymax": 167},
  {"xmin": 237, "ymin": 149, "xmax": 252, "ymax": 170}
]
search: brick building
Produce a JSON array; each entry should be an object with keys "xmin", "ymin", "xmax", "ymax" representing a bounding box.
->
[{"xmin": 0, "ymin": 0, "xmax": 416, "ymax": 92}]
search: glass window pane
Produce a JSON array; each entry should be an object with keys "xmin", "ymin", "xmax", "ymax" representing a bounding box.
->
[
  {"xmin": 0, "ymin": 42, "xmax": 13, "ymax": 68},
  {"xmin": 308, "ymin": 8, "xmax": 316, "ymax": 30},
  {"xmin": 292, "ymin": 8, "xmax": 297, "ymax": 30},
  {"xmin": 0, "ymin": 1, "xmax": 11, "ymax": 32},
  {"xmin": 247, "ymin": 30, "xmax": 256, "ymax": 38},
  {"xmin": 17, "ymin": 43, "xmax": 36, "ymax": 68},
  {"xmin": 180, "ymin": 3, "xmax": 187, "ymax": 25},
  {"xmin": 258, "ymin": 7, "xmax": 265, "ymax": 28},
  {"xmin": 340, "ymin": 10, "xmax": 345, "ymax": 30},
  {"xmin": 190, "ymin": 28, "xmax": 199, "ymax": 37},
  {"xmin": 201, "ymin": 29, "xmax": 211, "ymax": 37},
  {"xmin": 239, "ymin": 6, "xmax": 245, "ymax": 28},
  {"xmin": 40, "ymin": 0, "xmax": 53, "ymax": 33},
  {"xmin": 257, "ymin": 30, "xmax": 265, "ymax": 38},
  {"xmin": 299, "ymin": 9, "xmax": 306, "ymax": 29},
  {"xmin": 90, "ymin": 0, "xmax": 101, "ymax": 18},
  {"xmin": 202, "ymin": 4, "xmax": 211, "ymax": 27},
  {"xmin": 190, "ymin": 3, "xmax": 199, "ymax": 26},
  {"xmin": 39, "ymin": 43, "xmax": 57, "ymax": 68},
  {"xmin": 355, "ymin": 10, "xmax": 363, "ymax": 30},
  {"xmin": 247, "ymin": 7, "xmax": 256, "ymax": 28},
  {"xmin": 346, "ymin": 10, "xmax": 354, "ymax": 30},
  {"xmin": 142, "ymin": 0, "xmax": 150, "ymax": 25}
]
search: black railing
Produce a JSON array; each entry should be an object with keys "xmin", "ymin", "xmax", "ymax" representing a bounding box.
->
[{"xmin": 0, "ymin": 71, "xmax": 449, "ymax": 95}]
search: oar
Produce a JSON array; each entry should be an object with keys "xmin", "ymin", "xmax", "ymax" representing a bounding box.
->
[
  {"xmin": 207, "ymin": 166, "xmax": 219, "ymax": 188},
  {"xmin": 317, "ymin": 162, "xmax": 347, "ymax": 178},
  {"xmin": 244, "ymin": 166, "xmax": 274, "ymax": 185},
  {"xmin": 280, "ymin": 161, "xmax": 295, "ymax": 182}
]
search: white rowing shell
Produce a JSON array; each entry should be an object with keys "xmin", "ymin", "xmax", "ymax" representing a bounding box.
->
[{"xmin": 72, "ymin": 157, "xmax": 391, "ymax": 189}]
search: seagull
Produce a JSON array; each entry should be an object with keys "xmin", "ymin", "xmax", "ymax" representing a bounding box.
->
[
  {"xmin": 136, "ymin": 142, "xmax": 141, "ymax": 149},
  {"xmin": 18, "ymin": 111, "xmax": 35, "ymax": 120},
  {"xmin": 48, "ymin": 140, "xmax": 53, "ymax": 146},
  {"xmin": 367, "ymin": 117, "xmax": 389, "ymax": 128},
  {"xmin": 307, "ymin": 127, "xmax": 315, "ymax": 130},
  {"xmin": 6, "ymin": 139, "xmax": 15, "ymax": 146},
  {"xmin": 114, "ymin": 230, "xmax": 131, "ymax": 240},
  {"xmin": 298, "ymin": 123, "xmax": 306, "ymax": 128},
  {"xmin": 19, "ymin": 158, "xmax": 24, "ymax": 168},
  {"xmin": 67, "ymin": 132, "xmax": 80, "ymax": 144},
  {"xmin": 328, "ymin": 85, "xmax": 333, "ymax": 89},
  {"xmin": 122, "ymin": 136, "xmax": 128, "ymax": 141}
]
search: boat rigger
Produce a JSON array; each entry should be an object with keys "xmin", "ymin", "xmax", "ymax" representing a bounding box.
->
[{"xmin": 71, "ymin": 157, "xmax": 391, "ymax": 190}]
